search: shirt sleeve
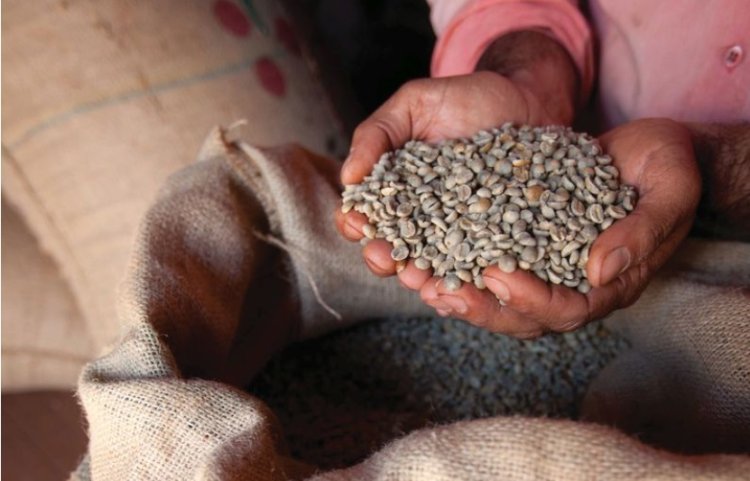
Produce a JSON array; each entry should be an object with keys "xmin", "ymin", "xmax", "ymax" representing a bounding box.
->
[{"xmin": 428, "ymin": 0, "xmax": 594, "ymax": 103}]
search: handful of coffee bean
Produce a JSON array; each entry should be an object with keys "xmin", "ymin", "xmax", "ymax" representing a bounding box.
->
[{"xmin": 341, "ymin": 123, "xmax": 637, "ymax": 295}]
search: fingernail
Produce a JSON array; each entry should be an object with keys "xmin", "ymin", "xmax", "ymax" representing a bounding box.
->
[
  {"xmin": 341, "ymin": 153, "xmax": 354, "ymax": 182},
  {"xmin": 344, "ymin": 218, "xmax": 363, "ymax": 238},
  {"xmin": 435, "ymin": 309, "xmax": 451, "ymax": 317},
  {"xmin": 364, "ymin": 256, "xmax": 388, "ymax": 275},
  {"xmin": 484, "ymin": 276, "xmax": 510, "ymax": 302},
  {"xmin": 600, "ymin": 247, "xmax": 631, "ymax": 285},
  {"xmin": 439, "ymin": 295, "xmax": 468, "ymax": 315}
]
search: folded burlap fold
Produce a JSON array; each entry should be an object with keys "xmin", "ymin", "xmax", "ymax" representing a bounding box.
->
[{"xmin": 73, "ymin": 127, "xmax": 750, "ymax": 480}]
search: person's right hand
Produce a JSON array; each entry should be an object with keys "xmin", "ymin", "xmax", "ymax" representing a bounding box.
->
[{"xmin": 334, "ymin": 71, "xmax": 574, "ymax": 317}]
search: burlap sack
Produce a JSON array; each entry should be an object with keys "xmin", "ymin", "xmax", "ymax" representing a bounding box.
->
[
  {"xmin": 1, "ymin": 0, "xmax": 345, "ymax": 364},
  {"xmin": 1, "ymin": 199, "xmax": 92, "ymax": 391},
  {"xmin": 583, "ymin": 243, "xmax": 750, "ymax": 454},
  {"xmin": 73, "ymin": 126, "xmax": 750, "ymax": 480}
]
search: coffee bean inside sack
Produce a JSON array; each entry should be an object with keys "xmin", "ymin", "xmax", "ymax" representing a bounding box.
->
[{"xmin": 342, "ymin": 123, "xmax": 638, "ymax": 296}]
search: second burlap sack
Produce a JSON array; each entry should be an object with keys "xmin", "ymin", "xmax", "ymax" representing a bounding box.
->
[{"xmin": 73, "ymin": 126, "xmax": 750, "ymax": 480}]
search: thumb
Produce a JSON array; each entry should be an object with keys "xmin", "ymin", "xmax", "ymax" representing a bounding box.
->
[
  {"xmin": 587, "ymin": 195, "xmax": 689, "ymax": 287},
  {"xmin": 341, "ymin": 91, "xmax": 414, "ymax": 185},
  {"xmin": 589, "ymin": 127, "xmax": 700, "ymax": 287}
]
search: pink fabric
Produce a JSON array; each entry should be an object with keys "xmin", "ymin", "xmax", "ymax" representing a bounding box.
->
[
  {"xmin": 429, "ymin": 0, "xmax": 750, "ymax": 127},
  {"xmin": 430, "ymin": 0, "xmax": 594, "ymax": 103}
]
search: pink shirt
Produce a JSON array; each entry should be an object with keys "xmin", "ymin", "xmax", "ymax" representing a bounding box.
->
[{"xmin": 429, "ymin": 0, "xmax": 750, "ymax": 127}]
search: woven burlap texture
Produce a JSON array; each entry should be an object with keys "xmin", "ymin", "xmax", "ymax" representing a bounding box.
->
[
  {"xmin": 74, "ymin": 127, "xmax": 750, "ymax": 480},
  {"xmin": 2, "ymin": 0, "xmax": 346, "ymax": 370},
  {"xmin": 1, "ymin": 200, "xmax": 92, "ymax": 391}
]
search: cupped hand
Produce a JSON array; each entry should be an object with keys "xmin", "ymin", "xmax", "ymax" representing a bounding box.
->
[
  {"xmin": 335, "ymin": 72, "xmax": 570, "ymax": 326},
  {"xmin": 338, "ymin": 86, "xmax": 698, "ymax": 337},
  {"xmin": 369, "ymin": 118, "xmax": 698, "ymax": 337}
]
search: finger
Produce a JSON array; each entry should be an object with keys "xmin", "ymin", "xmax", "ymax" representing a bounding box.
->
[
  {"xmin": 591, "ymin": 126, "xmax": 700, "ymax": 287},
  {"xmin": 362, "ymin": 239, "xmax": 397, "ymax": 277},
  {"xmin": 417, "ymin": 280, "xmax": 454, "ymax": 316},
  {"xmin": 340, "ymin": 90, "xmax": 413, "ymax": 185},
  {"xmin": 585, "ymin": 224, "xmax": 691, "ymax": 317},
  {"xmin": 420, "ymin": 277, "xmax": 545, "ymax": 336},
  {"xmin": 486, "ymin": 307, "xmax": 546, "ymax": 339},
  {"xmin": 528, "ymin": 224, "xmax": 691, "ymax": 328},
  {"xmin": 483, "ymin": 267, "xmax": 591, "ymax": 332},
  {"xmin": 397, "ymin": 260, "xmax": 432, "ymax": 291},
  {"xmin": 587, "ymin": 192, "xmax": 695, "ymax": 288},
  {"xmin": 334, "ymin": 207, "xmax": 368, "ymax": 241}
]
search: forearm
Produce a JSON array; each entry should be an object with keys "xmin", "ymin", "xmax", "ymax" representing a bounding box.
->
[
  {"xmin": 687, "ymin": 122, "xmax": 750, "ymax": 240},
  {"xmin": 475, "ymin": 30, "xmax": 579, "ymax": 125}
]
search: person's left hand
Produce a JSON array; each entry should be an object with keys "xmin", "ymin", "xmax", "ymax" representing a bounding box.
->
[{"xmin": 376, "ymin": 118, "xmax": 701, "ymax": 337}]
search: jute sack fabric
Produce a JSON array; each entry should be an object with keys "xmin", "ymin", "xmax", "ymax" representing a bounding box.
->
[
  {"xmin": 1, "ymin": 199, "xmax": 92, "ymax": 391},
  {"xmin": 73, "ymin": 126, "xmax": 750, "ymax": 480},
  {"xmin": 584, "ymin": 249, "xmax": 750, "ymax": 454},
  {"xmin": 1, "ymin": 0, "xmax": 345, "ymax": 375}
]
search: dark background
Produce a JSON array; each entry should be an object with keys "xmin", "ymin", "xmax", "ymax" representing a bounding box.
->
[{"xmin": 284, "ymin": 0, "xmax": 436, "ymax": 133}]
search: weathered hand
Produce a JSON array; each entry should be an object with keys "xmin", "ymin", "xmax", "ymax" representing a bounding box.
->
[
  {"xmin": 338, "ymin": 118, "xmax": 700, "ymax": 337},
  {"xmin": 335, "ymin": 71, "xmax": 571, "ymax": 309}
]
